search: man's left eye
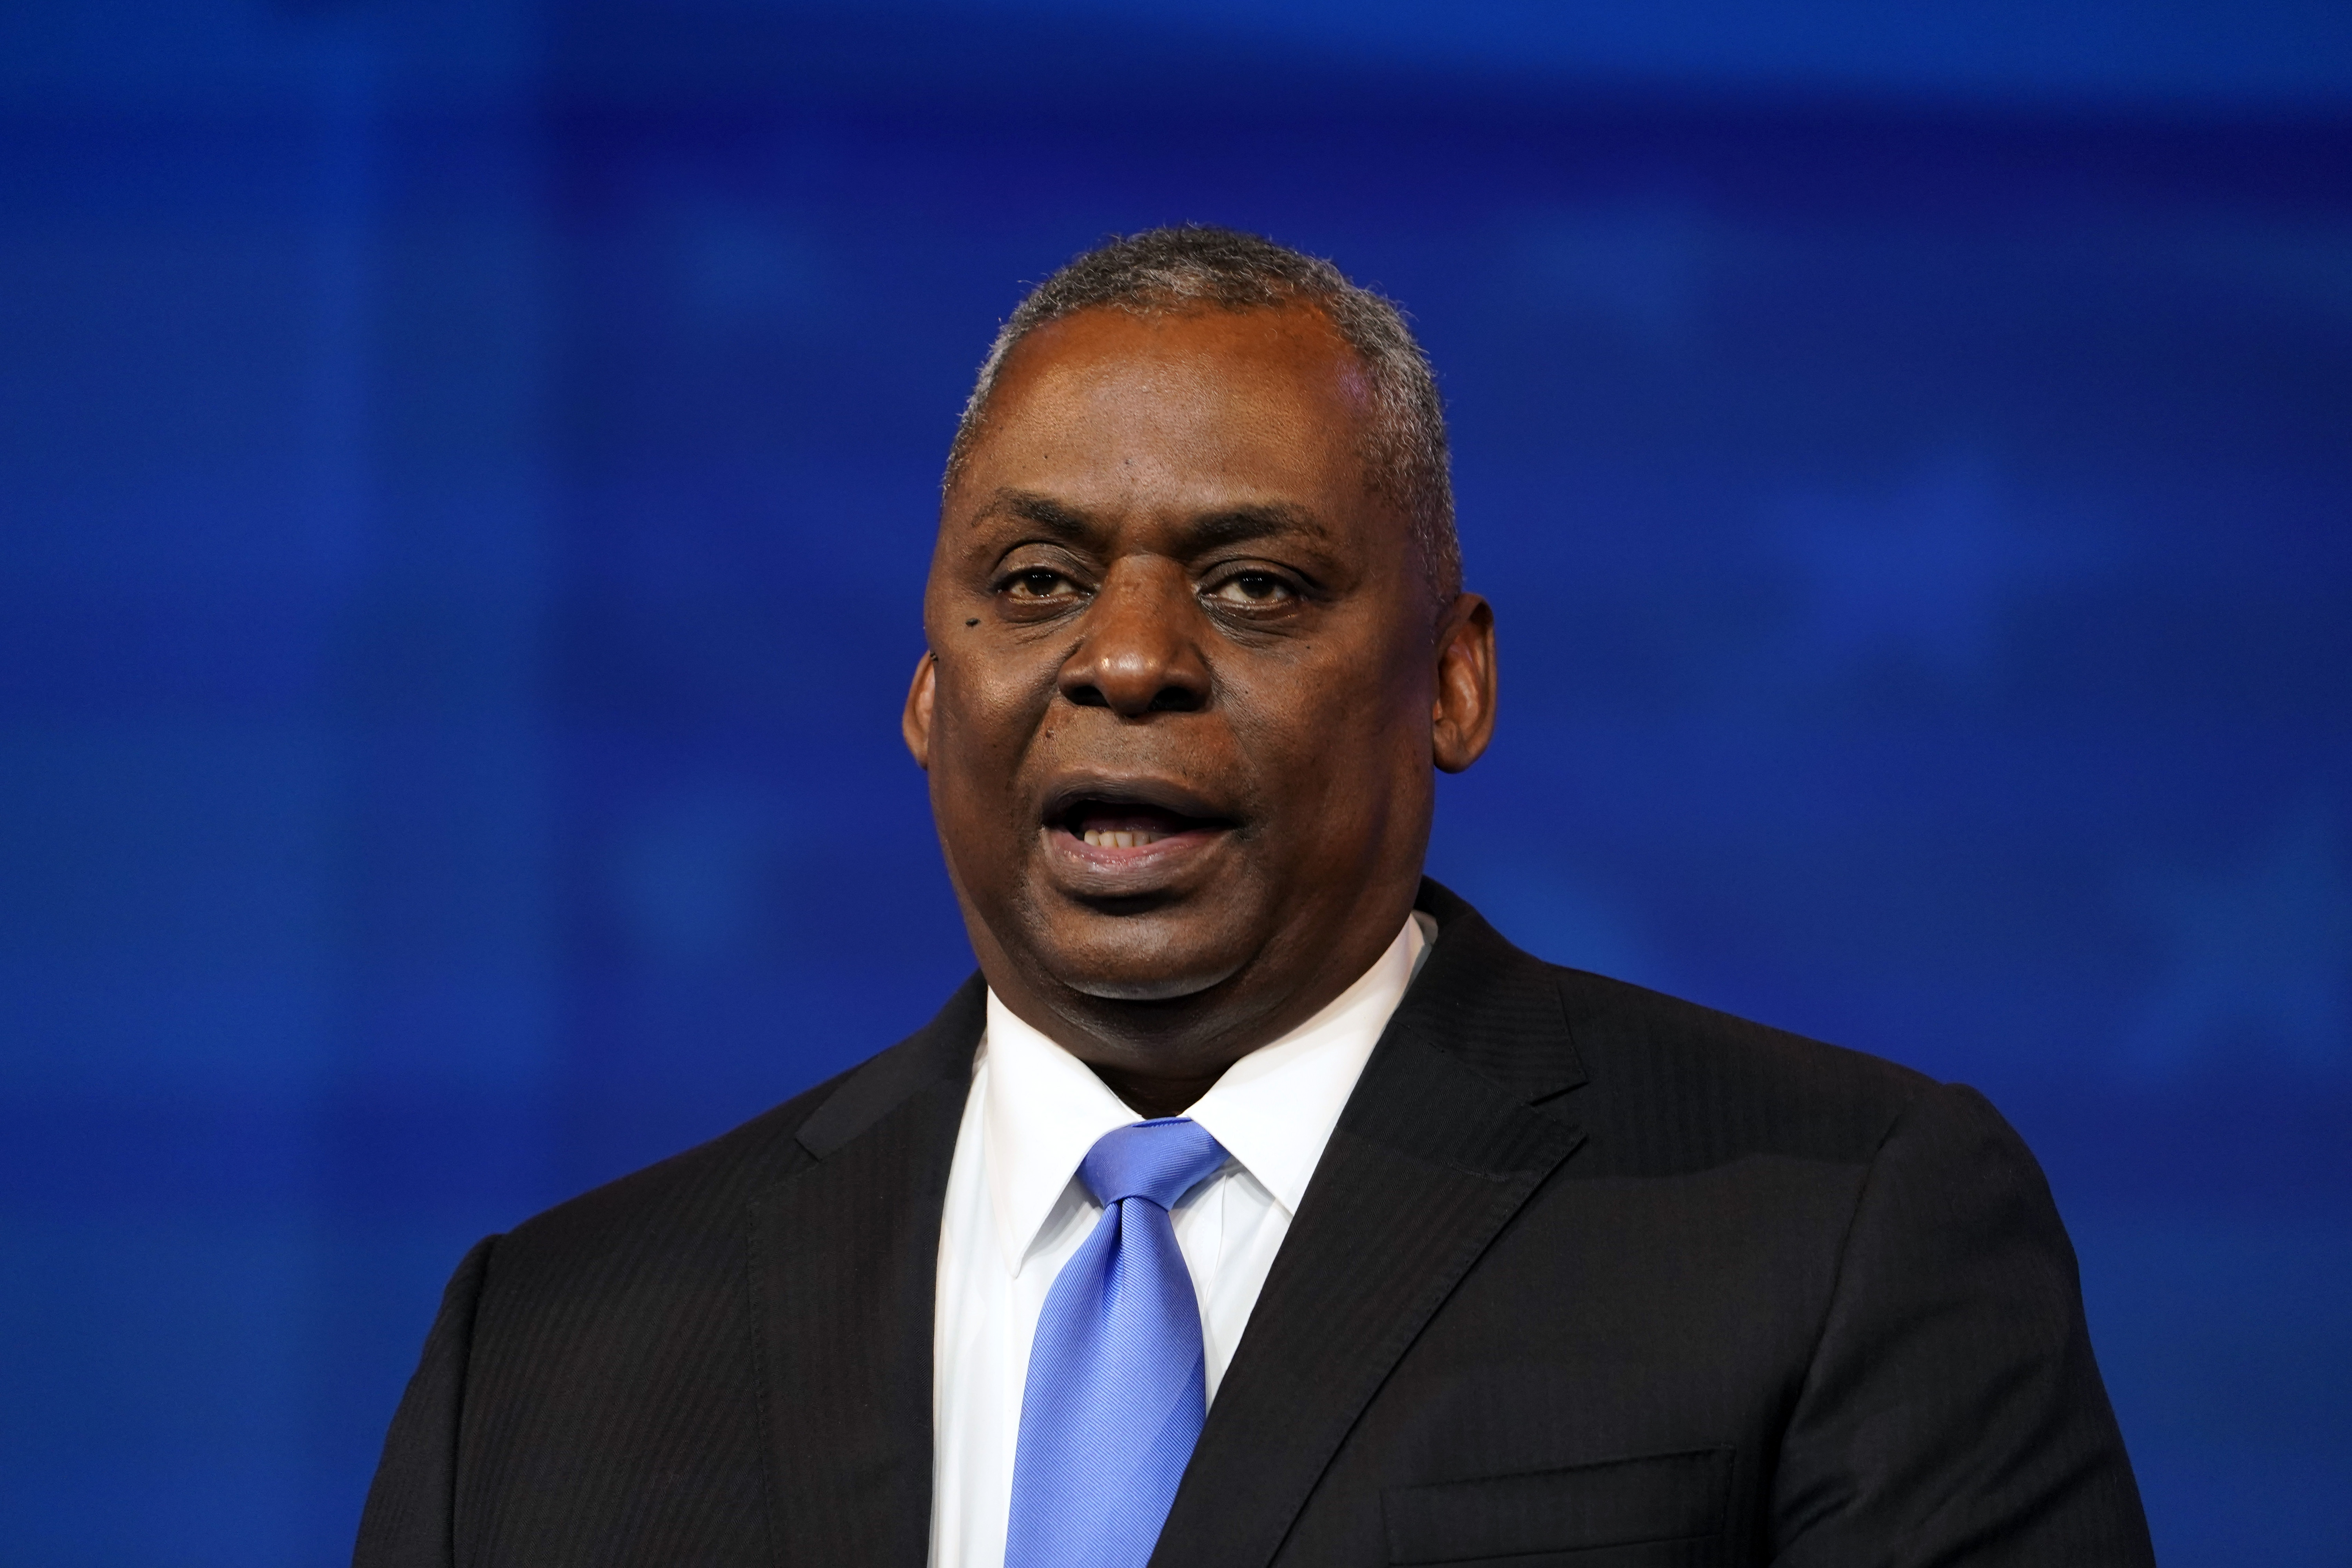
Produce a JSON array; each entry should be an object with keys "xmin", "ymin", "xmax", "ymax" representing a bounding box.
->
[{"xmin": 1207, "ymin": 572, "xmax": 1293, "ymax": 605}]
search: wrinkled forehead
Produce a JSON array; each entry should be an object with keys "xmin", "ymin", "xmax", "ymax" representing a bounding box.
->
[{"xmin": 942, "ymin": 303, "xmax": 1394, "ymax": 539}]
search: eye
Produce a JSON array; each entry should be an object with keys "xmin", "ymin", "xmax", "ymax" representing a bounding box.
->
[
  {"xmin": 1207, "ymin": 570, "xmax": 1295, "ymax": 606},
  {"xmin": 1002, "ymin": 567, "xmax": 1078, "ymax": 600}
]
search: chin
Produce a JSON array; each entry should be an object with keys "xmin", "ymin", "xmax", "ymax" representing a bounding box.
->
[
  {"xmin": 1030, "ymin": 914, "xmax": 1252, "ymax": 1005},
  {"xmin": 1059, "ymin": 970, "xmax": 1221, "ymax": 1003}
]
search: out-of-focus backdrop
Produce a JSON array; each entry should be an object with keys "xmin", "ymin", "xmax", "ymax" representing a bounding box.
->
[{"xmin": 4, "ymin": 1, "xmax": 2348, "ymax": 1562}]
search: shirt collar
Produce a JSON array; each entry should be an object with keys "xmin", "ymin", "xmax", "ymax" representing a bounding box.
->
[{"xmin": 978, "ymin": 913, "xmax": 1430, "ymax": 1276}]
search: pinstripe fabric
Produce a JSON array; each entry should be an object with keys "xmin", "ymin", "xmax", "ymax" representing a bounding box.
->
[
  {"xmin": 355, "ymin": 884, "xmax": 2151, "ymax": 1568},
  {"xmin": 353, "ymin": 983, "xmax": 980, "ymax": 1568}
]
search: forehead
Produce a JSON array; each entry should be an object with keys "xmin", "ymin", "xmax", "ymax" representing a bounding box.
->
[{"xmin": 952, "ymin": 304, "xmax": 1384, "ymax": 523}]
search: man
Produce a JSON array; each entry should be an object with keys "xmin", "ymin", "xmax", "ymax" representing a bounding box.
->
[{"xmin": 356, "ymin": 227, "xmax": 2154, "ymax": 1567}]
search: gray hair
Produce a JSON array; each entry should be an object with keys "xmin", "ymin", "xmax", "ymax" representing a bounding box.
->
[{"xmin": 944, "ymin": 225, "xmax": 1461, "ymax": 601}]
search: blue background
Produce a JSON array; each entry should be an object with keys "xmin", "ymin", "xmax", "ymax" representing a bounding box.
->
[{"xmin": 4, "ymin": 2, "xmax": 2349, "ymax": 1562}]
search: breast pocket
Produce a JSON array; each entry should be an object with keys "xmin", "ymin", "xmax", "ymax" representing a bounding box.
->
[{"xmin": 1381, "ymin": 1446, "xmax": 1733, "ymax": 1566}]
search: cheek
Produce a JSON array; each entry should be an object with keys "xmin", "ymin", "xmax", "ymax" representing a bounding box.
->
[
  {"xmin": 927, "ymin": 659, "xmax": 1051, "ymax": 814},
  {"xmin": 1227, "ymin": 648, "xmax": 1428, "ymax": 806}
]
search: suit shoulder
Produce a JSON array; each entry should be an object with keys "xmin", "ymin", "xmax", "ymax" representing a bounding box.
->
[
  {"xmin": 479, "ymin": 974, "xmax": 986, "ymax": 1295},
  {"xmin": 492, "ymin": 1060, "xmax": 858, "ymax": 1279},
  {"xmin": 464, "ymin": 982, "xmax": 984, "ymax": 1316},
  {"xmin": 1548, "ymin": 964, "xmax": 1940, "ymax": 1174}
]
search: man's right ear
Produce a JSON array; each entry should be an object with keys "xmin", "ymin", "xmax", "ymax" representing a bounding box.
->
[{"xmin": 901, "ymin": 650, "xmax": 936, "ymax": 769}]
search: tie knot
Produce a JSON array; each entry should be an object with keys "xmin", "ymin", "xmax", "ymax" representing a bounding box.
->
[{"xmin": 1077, "ymin": 1118, "xmax": 1229, "ymax": 1211}]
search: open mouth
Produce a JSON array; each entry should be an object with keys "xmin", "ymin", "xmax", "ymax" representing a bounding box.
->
[{"xmin": 1050, "ymin": 797, "xmax": 1230, "ymax": 851}]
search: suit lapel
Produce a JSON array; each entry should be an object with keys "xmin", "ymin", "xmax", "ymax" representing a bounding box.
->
[
  {"xmin": 1151, "ymin": 884, "xmax": 1590, "ymax": 1568},
  {"xmin": 750, "ymin": 978, "xmax": 984, "ymax": 1568}
]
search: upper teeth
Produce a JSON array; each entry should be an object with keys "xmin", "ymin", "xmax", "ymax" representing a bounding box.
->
[{"xmin": 1083, "ymin": 828, "xmax": 1162, "ymax": 849}]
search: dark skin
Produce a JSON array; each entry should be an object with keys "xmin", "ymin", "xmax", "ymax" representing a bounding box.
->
[{"xmin": 902, "ymin": 302, "xmax": 1497, "ymax": 1117}]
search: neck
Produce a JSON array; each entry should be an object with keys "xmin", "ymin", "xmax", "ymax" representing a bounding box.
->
[
  {"xmin": 1085, "ymin": 1061, "xmax": 1225, "ymax": 1119},
  {"xmin": 973, "ymin": 898, "xmax": 1419, "ymax": 1119}
]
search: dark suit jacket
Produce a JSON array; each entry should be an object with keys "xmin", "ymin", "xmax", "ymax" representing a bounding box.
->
[{"xmin": 356, "ymin": 881, "xmax": 2152, "ymax": 1566}]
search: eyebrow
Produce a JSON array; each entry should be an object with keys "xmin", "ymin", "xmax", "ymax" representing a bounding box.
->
[
  {"xmin": 1185, "ymin": 503, "xmax": 1325, "ymax": 551},
  {"xmin": 973, "ymin": 489, "xmax": 1095, "ymax": 542},
  {"xmin": 972, "ymin": 488, "xmax": 1328, "ymax": 553}
]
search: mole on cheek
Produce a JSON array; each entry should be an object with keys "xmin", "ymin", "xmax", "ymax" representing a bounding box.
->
[{"xmin": 966, "ymin": 618, "xmax": 980, "ymax": 627}]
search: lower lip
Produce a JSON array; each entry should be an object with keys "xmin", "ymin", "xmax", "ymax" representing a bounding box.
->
[{"xmin": 1041, "ymin": 824, "xmax": 1231, "ymax": 879}]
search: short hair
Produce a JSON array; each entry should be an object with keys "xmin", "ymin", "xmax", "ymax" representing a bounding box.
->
[{"xmin": 944, "ymin": 225, "xmax": 1461, "ymax": 602}]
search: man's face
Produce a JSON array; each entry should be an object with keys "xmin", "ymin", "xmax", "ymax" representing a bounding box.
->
[{"xmin": 906, "ymin": 303, "xmax": 1493, "ymax": 1069}]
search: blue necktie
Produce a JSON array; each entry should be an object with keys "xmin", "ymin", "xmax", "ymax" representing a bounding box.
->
[{"xmin": 1004, "ymin": 1117, "xmax": 1231, "ymax": 1568}]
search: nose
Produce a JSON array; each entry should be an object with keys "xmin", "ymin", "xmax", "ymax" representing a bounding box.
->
[{"xmin": 1057, "ymin": 558, "xmax": 1210, "ymax": 717}]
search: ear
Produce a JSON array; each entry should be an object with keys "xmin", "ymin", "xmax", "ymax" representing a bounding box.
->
[
  {"xmin": 1431, "ymin": 593, "xmax": 1497, "ymax": 774},
  {"xmin": 901, "ymin": 650, "xmax": 937, "ymax": 770}
]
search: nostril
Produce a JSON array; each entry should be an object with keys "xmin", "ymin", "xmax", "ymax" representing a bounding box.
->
[
  {"xmin": 1066, "ymin": 684, "xmax": 1109, "ymax": 708},
  {"xmin": 1147, "ymin": 686, "xmax": 1201, "ymax": 713}
]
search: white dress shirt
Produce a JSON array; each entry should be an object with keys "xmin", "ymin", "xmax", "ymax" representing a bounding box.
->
[{"xmin": 927, "ymin": 913, "xmax": 1436, "ymax": 1568}]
